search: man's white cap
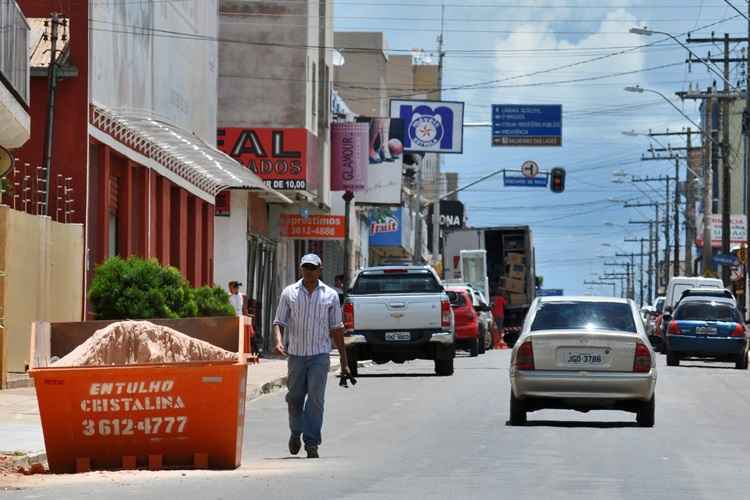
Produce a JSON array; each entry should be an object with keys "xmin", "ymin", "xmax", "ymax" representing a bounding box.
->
[{"xmin": 300, "ymin": 253, "xmax": 322, "ymax": 267}]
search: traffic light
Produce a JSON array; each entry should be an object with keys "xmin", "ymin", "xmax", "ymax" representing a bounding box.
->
[{"xmin": 550, "ymin": 167, "xmax": 566, "ymax": 193}]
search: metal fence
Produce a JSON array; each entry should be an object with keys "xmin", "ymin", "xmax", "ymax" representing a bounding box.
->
[{"xmin": 0, "ymin": 0, "xmax": 29, "ymax": 104}]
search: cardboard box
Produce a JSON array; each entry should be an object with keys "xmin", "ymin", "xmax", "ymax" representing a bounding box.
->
[
  {"xmin": 503, "ymin": 235, "xmax": 525, "ymax": 252},
  {"xmin": 505, "ymin": 253, "xmax": 526, "ymax": 266},
  {"xmin": 508, "ymin": 270, "xmax": 526, "ymax": 281},
  {"xmin": 506, "ymin": 263, "xmax": 526, "ymax": 275},
  {"xmin": 500, "ymin": 277, "xmax": 526, "ymax": 294},
  {"xmin": 509, "ymin": 293, "xmax": 528, "ymax": 305}
]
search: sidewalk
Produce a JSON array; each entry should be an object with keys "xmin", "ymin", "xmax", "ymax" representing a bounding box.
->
[{"xmin": 0, "ymin": 354, "xmax": 343, "ymax": 467}]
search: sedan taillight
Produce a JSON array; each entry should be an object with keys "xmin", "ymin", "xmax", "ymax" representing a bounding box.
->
[
  {"xmin": 668, "ymin": 321, "xmax": 682, "ymax": 335},
  {"xmin": 343, "ymin": 301, "xmax": 354, "ymax": 331},
  {"xmin": 633, "ymin": 340, "xmax": 651, "ymax": 373},
  {"xmin": 731, "ymin": 323, "xmax": 746, "ymax": 337},
  {"xmin": 441, "ymin": 299, "xmax": 451, "ymax": 328},
  {"xmin": 515, "ymin": 340, "xmax": 534, "ymax": 370}
]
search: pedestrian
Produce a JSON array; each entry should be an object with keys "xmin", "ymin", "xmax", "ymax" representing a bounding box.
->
[
  {"xmin": 273, "ymin": 253, "xmax": 350, "ymax": 459},
  {"xmin": 492, "ymin": 289, "xmax": 508, "ymax": 335},
  {"xmin": 228, "ymin": 281, "xmax": 248, "ymax": 316}
]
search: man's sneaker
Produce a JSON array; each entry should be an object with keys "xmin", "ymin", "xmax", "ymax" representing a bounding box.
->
[
  {"xmin": 305, "ymin": 446, "xmax": 319, "ymax": 459},
  {"xmin": 289, "ymin": 435, "xmax": 301, "ymax": 455}
]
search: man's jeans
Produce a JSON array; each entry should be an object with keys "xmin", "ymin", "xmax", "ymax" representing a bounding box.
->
[{"xmin": 286, "ymin": 353, "xmax": 330, "ymax": 447}]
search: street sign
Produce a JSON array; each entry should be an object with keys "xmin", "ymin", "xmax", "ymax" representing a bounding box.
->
[
  {"xmin": 503, "ymin": 172, "xmax": 548, "ymax": 187},
  {"xmin": 712, "ymin": 253, "xmax": 739, "ymax": 267},
  {"xmin": 696, "ymin": 214, "xmax": 747, "ymax": 247},
  {"xmin": 492, "ymin": 105, "xmax": 562, "ymax": 147},
  {"xmin": 521, "ymin": 160, "xmax": 539, "ymax": 178},
  {"xmin": 537, "ymin": 289, "xmax": 564, "ymax": 296}
]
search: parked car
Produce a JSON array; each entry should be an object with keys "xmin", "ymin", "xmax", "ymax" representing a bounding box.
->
[
  {"xmin": 676, "ymin": 288, "xmax": 736, "ymax": 306},
  {"xmin": 344, "ymin": 266, "xmax": 455, "ymax": 376},
  {"xmin": 509, "ymin": 296, "xmax": 657, "ymax": 427},
  {"xmin": 446, "ymin": 288, "xmax": 481, "ymax": 357},
  {"xmin": 663, "ymin": 296, "xmax": 748, "ymax": 369},
  {"xmin": 445, "ymin": 282, "xmax": 493, "ymax": 353}
]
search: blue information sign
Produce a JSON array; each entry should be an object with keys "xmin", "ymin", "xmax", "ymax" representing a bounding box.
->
[
  {"xmin": 537, "ymin": 289, "xmax": 564, "ymax": 297},
  {"xmin": 503, "ymin": 173, "xmax": 549, "ymax": 187},
  {"xmin": 492, "ymin": 105, "xmax": 562, "ymax": 147},
  {"xmin": 712, "ymin": 253, "xmax": 738, "ymax": 267}
]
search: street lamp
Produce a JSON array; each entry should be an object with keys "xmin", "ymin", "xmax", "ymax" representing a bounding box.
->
[
  {"xmin": 623, "ymin": 85, "xmax": 720, "ymax": 148},
  {"xmin": 629, "ymin": 27, "xmax": 736, "ymax": 90}
]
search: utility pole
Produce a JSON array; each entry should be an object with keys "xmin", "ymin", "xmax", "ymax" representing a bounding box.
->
[
  {"xmin": 584, "ymin": 281, "xmax": 617, "ymax": 296},
  {"xmin": 413, "ymin": 159, "xmax": 424, "ymax": 264},
  {"xmin": 630, "ymin": 219, "xmax": 659, "ymax": 302},
  {"xmin": 42, "ymin": 13, "xmax": 64, "ymax": 217},
  {"xmin": 721, "ymin": 33, "xmax": 732, "ymax": 286},
  {"xmin": 686, "ymin": 129, "xmax": 695, "ymax": 276},
  {"xmin": 625, "ymin": 237, "xmax": 651, "ymax": 306},
  {"xmin": 626, "ymin": 199, "xmax": 666, "ymax": 291},
  {"xmin": 703, "ymin": 86, "xmax": 715, "ymax": 276},
  {"xmin": 431, "ymin": 3, "xmax": 445, "ymax": 268}
]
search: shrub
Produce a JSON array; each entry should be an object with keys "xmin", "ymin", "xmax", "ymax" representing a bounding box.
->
[
  {"xmin": 89, "ymin": 257, "xmax": 195, "ymax": 320},
  {"xmin": 192, "ymin": 286, "xmax": 236, "ymax": 317}
]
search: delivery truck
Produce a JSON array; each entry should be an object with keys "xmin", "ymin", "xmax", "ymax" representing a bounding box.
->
[{"xmin": 443, "ymin": 226, "xmax": 535, "ymax": 346}]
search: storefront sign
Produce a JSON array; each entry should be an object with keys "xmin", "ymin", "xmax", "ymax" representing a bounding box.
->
[
  {"xmin": 217, "ymin": 128, "xmax": 309, "ymax": 190},
  {"xmin": 355, "ymin": 117, "xmax": 405, "ymax": 205},
  {"xmin": 369, "ymin": 208, "xmax": 403, "ymax": 247},
  {"xmin": 696, "ymin": 214, "xmax": 747, "ymax": 247},
  {"xmin": 280, "ymin": 214, "xmax": 345, "ymax": 240},
  {"xmin": 331, "ymin": 122, "xmax": 368, "ymax": 192},
  {"xmin": 390, "ymin": 100, "xmax": 464, "ymax": 154}
]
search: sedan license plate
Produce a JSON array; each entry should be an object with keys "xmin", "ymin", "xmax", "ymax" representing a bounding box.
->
[
  {"xmin": 563, "ymin": 350, "xmax": 604, "ymax": 367},
  {"xmin": 696, "ymin": 327, "xmax": 718, "ymax": 335},
  {"xmin": 385, "ymin": 331, "xmax": 411, "ymax": 341}
]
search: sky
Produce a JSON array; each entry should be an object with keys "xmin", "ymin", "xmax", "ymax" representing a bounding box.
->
[{"xmin": 333, "ymin": 0, "xmax": 749, "ymax": 297}]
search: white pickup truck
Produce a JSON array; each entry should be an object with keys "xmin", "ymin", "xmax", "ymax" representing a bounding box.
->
[{"xmin": 343, "ymin": 266, "xmax": 455, "ymax": 376}]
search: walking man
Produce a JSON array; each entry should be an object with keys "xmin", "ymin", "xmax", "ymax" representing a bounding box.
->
[{"xmin": 273, "ymin": 253, "xmax": 350, "ymax": 459}]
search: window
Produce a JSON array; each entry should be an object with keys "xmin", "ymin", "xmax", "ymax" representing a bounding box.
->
[
  {"xmin": 530, "ymin": 302, "xmax": 637, "ymax": 333},
  {"xmin": 447, "ymin": 291, "xmax": 465, "ymax": 306},
  {"xmin": 675, "ymin": 303, "xmax": 741, "ymax": 322},
  {"xmin": 351, "ymin": 271, "xmax": 442, "ymax": 295}
]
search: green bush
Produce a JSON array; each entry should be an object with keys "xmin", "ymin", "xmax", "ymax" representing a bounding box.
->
[
  {"xmin": 192, "ymin": 286, "xmax": 236, "ymax": 317},
  {"xmin": 88, "ymin": 256, "xmax": 235, "ymax": 320}
]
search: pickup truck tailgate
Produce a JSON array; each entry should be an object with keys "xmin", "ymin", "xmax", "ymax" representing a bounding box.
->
[{"xmin": 353, "ymin": 294, "xmax": 441, "ymax": 331}]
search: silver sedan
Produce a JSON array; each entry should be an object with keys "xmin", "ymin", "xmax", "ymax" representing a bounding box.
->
[{"xmin": 509, "ymin": 296, "xmax": 657, "ymax": 427}]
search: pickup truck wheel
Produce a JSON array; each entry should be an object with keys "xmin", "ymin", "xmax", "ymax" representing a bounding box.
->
[
  {"xmin": 435, "ymin": 357, "xmax": 454, "ymax": 376},
  {"xmin": 509, "ymin": 392, "xmax": 527, "ymax": 426},
  {"xmin": 347, "ymin": 356, "xmax": 359, "ymax": 377}
]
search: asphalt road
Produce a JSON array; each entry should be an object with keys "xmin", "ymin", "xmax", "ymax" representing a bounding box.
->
[{"xmin": 3, "ymin": 350, "xmax": 750, "ymax": 499}]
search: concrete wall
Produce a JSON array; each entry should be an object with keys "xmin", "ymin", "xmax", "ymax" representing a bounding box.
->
[
  {"xmin": 333, "ymin": 32, "xmax": 388, "ymax": 117},
  {"xmin": 214, "ymin": 191, "xmax": 249, "ymax": 291},
  {"xmin": 0, "ymin": 206, "xmax": 83, "ymax": 382}
]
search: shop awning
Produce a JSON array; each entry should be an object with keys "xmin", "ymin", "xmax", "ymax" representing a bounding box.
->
[{"xmin": 89, "ymin": 103, "xmax": 292, "ymax": 204}]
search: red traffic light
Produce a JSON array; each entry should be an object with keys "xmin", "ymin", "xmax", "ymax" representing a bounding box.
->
[{"xmin": 550, "ymin": 167, "xmax": 566, "ymax": 193}]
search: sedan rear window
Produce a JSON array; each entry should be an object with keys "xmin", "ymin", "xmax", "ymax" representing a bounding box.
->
[
  {"xmin": 530, "ymin": 302, "xmax": 637, "ymax": 333},
  {"xmin": 675, "ymin": 303, "xmax": 741, "ymax": 322},
  {"xmin": 351, "ymin": 271, "xmax": 443, "ymax": 295}
]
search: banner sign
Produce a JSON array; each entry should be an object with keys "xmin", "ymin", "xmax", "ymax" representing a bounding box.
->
[
  {"xmin": 427, "ymin": 200, "xmax": 465, "ymax": 253},
  {"xmin": 492, "ymin": 105, "xmax": 562, "ymax": 146},
  {"xmin": 369, "ymin": 208, "xmax": 403, "ymax": 247},
  {"xmin": 696, "ymin": 214, "xmax": 747, "ymax": 248},
  {"xmin": 331, "ymin": 122, "xmax": 369, "ymax": 192},
  {"xmin": 355, "ymin": 117, "xmax": 405, "ymax": 205},
  {"xmin": 217, "ymin": 128, "xmax": 309, "ymax": 190},
  {"xmin": 279, "ymin": 214, "xmax": 345, "ymax": 240},
  {"xmin": 390, "ymin": 100, "xmax": 464, "ymax": 154}
]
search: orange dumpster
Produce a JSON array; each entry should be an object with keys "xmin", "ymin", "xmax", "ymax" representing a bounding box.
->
[{"xmin": 30, "ymin": 359, "xmax": 248, "ymax": 473}]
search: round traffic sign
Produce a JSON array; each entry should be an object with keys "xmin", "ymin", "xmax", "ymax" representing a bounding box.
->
[{"xmin": 521, "ymin": 160, "xmax": 539, "ymax": 178}]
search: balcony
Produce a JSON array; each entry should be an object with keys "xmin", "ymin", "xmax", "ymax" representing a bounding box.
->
[{"xmin": 0, "ymin": 0, "xmax": 30, "ymax": 149}]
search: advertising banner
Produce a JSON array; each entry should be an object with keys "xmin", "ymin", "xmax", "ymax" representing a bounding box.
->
[
  {"xmin": 279, "ymin": 214, "xmax": 345, "ymax": 240},
  {"xmin": 330, "ymin": 122, "xmax": 368, "ymax": 192},
  {"xmin": 217, "ymin": 128, "xmax": 309, "ymax": 190},
  {"xmin": 492, "ymin": 105, "xmax": 562, "ymax": 147},
  {"xmin": 696, "ymin": 214, "xmax": 747, "ymax": 248},
  {"xmin": 390, "ymin": 100, "xmax": 464, "ymax": 154},
  {"xmin": 427, "ymin": 200, "xmax": 465, "ymax": 253},
  {"xmin": 355, "ymin": 118, "xmax": 405, "ymax": 205},
  {"xmin": 369, "ymin": 208, "xmax": 403, "ymax": 247}
]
